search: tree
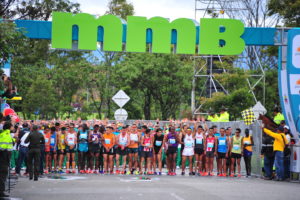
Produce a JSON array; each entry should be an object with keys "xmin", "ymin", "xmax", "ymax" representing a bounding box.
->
[
  {"xmin": 23, "ymin": 75, "xmax": 58, "ymax": 119},
  {"xmin": 268, "ymin": 0, "xmax": 300, "ymax": 26}
]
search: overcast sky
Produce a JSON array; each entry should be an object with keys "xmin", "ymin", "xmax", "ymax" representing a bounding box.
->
[{"xmin": 75, "ymin": 0, "xmax": 196, "ymax": 20}]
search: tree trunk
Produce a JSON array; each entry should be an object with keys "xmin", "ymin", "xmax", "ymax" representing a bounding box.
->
[{"xmin": 144, "ymin": 91, "xmax": 151, "ymax": 120}]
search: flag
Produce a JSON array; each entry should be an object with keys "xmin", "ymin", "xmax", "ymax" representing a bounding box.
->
[{"xmin": 241, "ymin": 108, "xmax": 255, "ymax": 125}]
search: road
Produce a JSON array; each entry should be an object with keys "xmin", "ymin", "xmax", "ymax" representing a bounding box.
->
[{"xmin": 10, "ymin": 173, "xmax": 299, "ymax": 200}]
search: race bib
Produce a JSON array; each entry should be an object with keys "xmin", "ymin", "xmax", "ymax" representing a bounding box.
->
[
  {"xmin": 244, "ymin": 141, "xmax": 250, "ymax": 145},
  {"xmin": 196, "ymin": 139, "xmax": 202, "ymax": 144},
  {"xmin": 50, "ymin": 138, "xmax": 55, "ymax": 145},
  {"xmin": 45, "ymin": 138, "xmax": 49, "ymax": 143},
  {"xmin": 169, "ymin": 139, "xmax": 176, "ymax": 144},
  {"xmin": 233, "ymin": 144, "xmax": 240, "ymax": 150},
  {"xmin": 155, "ymin": 141, "xmax": 162, "ymax": 146},
  {"xmin": 130, "ymin": 134, "xmax": 138, "ymax": 142},
  {"xmin": 81, "ymin": 133, "xmax": 87, "ymax": 140},
  {"xmin": 219, "ymin": 140, "xmax": 226, "ymax": 145},
  {"xmin": 207, "ymin": 142, "xmax": 214, "ymax": 148},
  {"xmin": 68, "ymin": 140, "xmax": 74, "ymax": 145},
  {"xmin": 185, "ymin": 140, "xmax": 193, "ymax": 148},
  {"xmin": 61, "ymin": 139, "xmax": 64, "ymax": 144},
  {"xmin": 105, "ymin": 139, "xmax": 111, "ymax": 144},
  {"xmin": 145, "ymin": 143, "xmax": 150, "ymax": 147},
  {"xmin": 120, "ymin": 140, "xmax": 126, "ymax": 145}
]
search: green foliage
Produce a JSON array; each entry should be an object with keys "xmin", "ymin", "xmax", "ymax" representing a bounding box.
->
[
  {"xmin": 268, "ymin": 0, "xmax": 300, "ymax": 26},
  {"xmin": 23, "ymin": 75, "xmax": 58, "ymax": 118}
]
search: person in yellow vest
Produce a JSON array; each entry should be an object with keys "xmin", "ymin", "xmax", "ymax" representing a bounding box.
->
[
  {"xmin": 273, "ymin": 108, "xmax": 285, "ymax": 125},
  {"xmin": 207, "ymin": 110, "xmax": 219, "ymax": 122},
  {"xmin": 242, "ymin": 128, "xmax": 254, "ymax": 177},
  {"xmin": 263, "ymin": 126, "xmax": 287, "ymax": 181},
  {"xmin": 0, "ymin": 122, "xmax": 16, "ymax": 198},
  {"xmin": 219, "ymin": 107, "xmax": 230, "ymax": 122}
]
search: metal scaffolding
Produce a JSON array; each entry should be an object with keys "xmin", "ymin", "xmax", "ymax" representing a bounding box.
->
[{"xmin": 192, "ymin": 0, "xmax": 266, "ymax": 116}]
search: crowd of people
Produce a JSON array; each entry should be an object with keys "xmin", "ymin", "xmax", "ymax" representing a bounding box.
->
[
  {"xmin": 0, "ymin": 113, "xmax": 294, "ymax": 197},
  {"xmin": 8, "ymin": 118, "xmax": 262, "ymax": 178}
]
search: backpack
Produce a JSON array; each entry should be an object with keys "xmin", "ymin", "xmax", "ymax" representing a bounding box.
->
[{"xmin": 280, "ymin": 134, "xmax": 291, "ymax": 156}]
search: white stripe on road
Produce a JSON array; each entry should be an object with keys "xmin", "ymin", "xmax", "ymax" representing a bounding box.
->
[{"xmin": 170, "ymin": 193, "xmax": 185, "ymax": 200}]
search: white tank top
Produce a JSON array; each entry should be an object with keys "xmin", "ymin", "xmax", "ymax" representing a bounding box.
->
[
  {"xmin": 67, "ymin": 133, "xmax": 76, "ymax": 146},
  {"xmin": 195, "ymin": 132, "xmax": 204, "ymax": 144},
  {"xmin": 119, "ymin": 134, "xmax": 128, "ymax": 145},
  {"xmin": 184, "ymin": 134, "xmax": 194, "ymax": 148}
]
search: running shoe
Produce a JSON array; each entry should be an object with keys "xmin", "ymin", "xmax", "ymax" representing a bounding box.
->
[
  {"xmin": 237, "ymin": 174, "xmax": 241, "ymax": 178},
  {"xmin": 230, "ymin": 173, "xmax": 235, "ymax": 177},
  {"xmin": 154, "ymin": 172, "xmax": 157, "ymax": 175},
  {"xmin": 218, "ymin": 174, "xmax": 222, "ymax": 177},
  {"xmin": 99, "ymin": 170, "xmax": 103, "ymax": 174},
  {"xmin": 66, "ymin": 170, "xmax": 70, "ymax": 174},
  {"xmin": 181, "ymin": 172, "xmax": 185, "ymax": 176},
  {"xmin": 158, "ymin": 172, "xmax": 162, "ymax": 176},
  {"xmin": 135, "ymin": 171, "xmax": 140, "ymax": 175},
  {"xmin": 94, "ymin": 170, "xmax": 98, "ymax": 174},
  {"xmin": 189, "ymin": 172, "xmax": 193, "ymax": 176},
  {"xmin": 116, "ymin": 170, "xmax": 120, "ymax": 175},
  {"xmin": 72, "ymin": 170, "xmax": 76, "ymax": 174},
  {"xmin": 209, "ymin": 172, "xmax": 214, "ymax": 176},
  {"xmin": 110, "ymin": 171, "xmax": 114, "ymax": 175},
  {"xmin": 126, "ymin": 171, "xmax": 131, "ymax": 175}
]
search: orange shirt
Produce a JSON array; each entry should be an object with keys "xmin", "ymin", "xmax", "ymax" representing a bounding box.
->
[
  {"xmin": 103, "ymin": 133, "xmax": 115, "ymax": 148},
  {"xmin": 128, "ymin": 133, "xmax": 139, "ymax": 148}
]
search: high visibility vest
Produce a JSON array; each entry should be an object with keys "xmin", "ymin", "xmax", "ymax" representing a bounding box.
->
[
  {"xmin": 219, "ymin": 112, "xmax": 230, "ymax": 122},
  {"xmin": 274, "ymin": 113, "xmax": 285, "ymax": 125},
  {"xmin": 208, "ymin": 115, "xmax": 219, "ymax": 122},
  {"xmin": 0, "ymin": 129, "xmax": 15, "ymax": 151}
]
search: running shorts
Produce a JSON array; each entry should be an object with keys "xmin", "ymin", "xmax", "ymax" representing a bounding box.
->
[{"xmin": 231, "ymin": 153, "xmax": 242, "ymax": 159}]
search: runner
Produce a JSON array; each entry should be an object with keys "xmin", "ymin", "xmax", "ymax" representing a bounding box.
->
[
  {"xmin": 164, "ymin": 126, "xmax": 180, "ymax": 176},
  {"xmin": 194, "ymin": 125, "xmax": 206, "ymax": 176},
  {"xmin": 243, "ymin": 128, "xmax": 254, "ymax": 177},
  {"xmin": 116, "ymin": 126, "xmax": 130, "ymax": 174},
  {"xmin": 140, "ymin": 128, "xmax": 153, "ymax": 175},
  {"xmin": 57, "ymin": 127, "xmax": 66, "ymax": 174},
  {"xmin": 65, "ymin": 123, "xmax": 77, "ymax": 174},
  {"xmin": 153, "ymin": 128, "xmax": 164, "ymax": 175},
  {"xmin": 102, "ymin": 125, "xmax": 116, "ymax": 174},
  {"xmin": 216, "ymin": 128, "xmax": 230, "ymax": 177},
  {"xmin": 225, "ymin": 127, "xmax": 232, "ymax": 175},
  {"xmin": 88, "ymin": 125, "xmax": 101, "ymax": 174},
  {"xmin": 204, "ymin": 128, "xmax": 216, "ymax": 176},
  {"xmin": 77, "ymin": 124, "xmax": 89, "ymax": 174},
  {"xmin": 138, "ymin": 125, "xmax": 148, "ymax": 173},
  {"xmin": 127, "ymin": 124, "xmax": 140, "ymax": 175},
  {"xmin": 43, "ymin": 126, "xmax": 51, "ymax": 174},
  {"xmin": 181, "ymin": 128, "xmax": 195, "ymax": 176},
  {"xmin": 49, "ymin": 127, "xmax": 57, "ymax": 173},
  {"xmin": 230, "ymin": 128, "xmax": 243, "ymax": 177}
]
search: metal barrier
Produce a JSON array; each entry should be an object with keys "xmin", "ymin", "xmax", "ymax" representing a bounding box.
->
[{"xmin": 290, "ymin": 144, "xmax": 300, "ymax": 182}]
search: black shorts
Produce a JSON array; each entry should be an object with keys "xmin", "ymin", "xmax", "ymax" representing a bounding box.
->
[
  {"xmin": 66, "ymin": 147, "xmax": 76, "ymax": 153},
  {"xmin": 89, "ymin": 144, "xmax": 100, "ymax": 153},
  {"xmin": 141, "ymin": 150, "xmax": 153, "ymax": 158},
  {"xmin": 218, "ymin": 152, "xmax": 226, "ymax": 159},
  {"xmin": 194, "ymin": 148, "xmax": 204, "ymax": 155},
  {"xmin": 128, "ymin": 148, "xmax": 138, "ymax": 154},
  {"xmin": 154, "ymin": 147, "xmax": 162, "ymax": 154},
  {"xmin": 231, "ymin": 153, "xmax": 242, "ymax": 159},
  {"xmin": 116, "ymin": 147, "xmax": 128, "ymax": 156},
  {"xmin": 206, "ymin": 151, "xmax": 214, "ymax": 158},
  {"xmin": 103, "ymin": 147, "xmax": 115, "ymax": 155},
  {"xmin": 166, "ymin": 146, "xmax": 178, "ymax": 155},
  {"xmin": 57, "ymin": 149, "xmax": 66, "ymax": 155}
]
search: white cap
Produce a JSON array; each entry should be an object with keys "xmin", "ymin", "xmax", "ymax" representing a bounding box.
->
[{"xmin": 284, "ymin": 125, "xmax": 289, "ymax": 130}]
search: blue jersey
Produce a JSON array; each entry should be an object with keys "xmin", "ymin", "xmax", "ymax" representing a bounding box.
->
[{"xmin": 217, "ymin": 136, "xmax": 227, "ymax": 153}]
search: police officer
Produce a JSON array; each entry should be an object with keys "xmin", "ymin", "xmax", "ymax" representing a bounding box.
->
[
  {"xmin": 219, "ymin": 106, "xmax": 230, "ymax": 122},
  {"xmin": 0, "ymin": 122, "xmax": 16, "ymax": 198},
  {"xmin": 261, "ymin": 132, "xmax": 275, "ymax": 180},
  {"xmin": 273, "ymin": 107, "xmax": 284, "ymax": 125},
  {"xmin": 25, "ymin": 125, "xmax": 45, "ymax": 181}
]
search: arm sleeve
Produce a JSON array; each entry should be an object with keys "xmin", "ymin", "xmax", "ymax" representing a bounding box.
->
[{"xmin": 263, "ymin": 128, "xmax": 280, "ymax": 140}]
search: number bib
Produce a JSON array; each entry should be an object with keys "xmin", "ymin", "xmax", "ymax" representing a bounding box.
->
[
  {"xmin": 233, "ymin": 144, "xmax": 240, "ymax": 150},
  {"xmin": 207, "ymin": 142, "xmax": 214, "ymax": 148},
  {"xmin": 155, "ymin": 141, "xmax": 162, "ymax": 146},
  {"xmin": 219, "ymin": 140, "xmax": 226, "ymax": 145},
  {"xmin": 105, "ymin": 139, "xmax": 111, "ymax": 144},
  {"xmin": 169, "ymin": 139, "xmax": 176, "ymax": 144},
  {"xmin": 196, "ymin": 139, "xmax": 202, "ymax": 144}
]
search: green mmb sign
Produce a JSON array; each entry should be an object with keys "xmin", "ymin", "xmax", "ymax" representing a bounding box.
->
[{"xmin": 51, "ymin": 12, "xmax": 245, "ymax": 55}]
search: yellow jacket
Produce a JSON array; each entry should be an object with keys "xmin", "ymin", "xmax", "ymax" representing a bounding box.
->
[{"xmin": 263, "ymin": 128, "xmax": 287, "ymax": 152}]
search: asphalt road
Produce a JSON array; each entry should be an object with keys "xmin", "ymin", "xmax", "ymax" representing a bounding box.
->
[{"xmin": 10, "ymin": 173, "xmax": 300, "ymax": 200}]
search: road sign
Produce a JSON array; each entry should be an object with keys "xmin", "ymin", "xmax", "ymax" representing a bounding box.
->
[
  {"xmin": 114, "ymin": 108, "xmax": 128, "ymax": 121},
  {"xmin": 112, "ymin": 90, "xmax": 130, "ymax": 108}
]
